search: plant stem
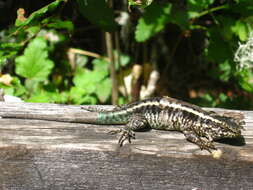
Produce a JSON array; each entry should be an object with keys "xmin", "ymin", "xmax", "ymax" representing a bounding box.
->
[{"xmin": 194, "ymin": 4, "xmax": 229, "ymax": 19}]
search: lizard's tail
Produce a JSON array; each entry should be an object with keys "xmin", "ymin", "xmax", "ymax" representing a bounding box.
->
[{"xmin": 0, "ymin": 102, "xmax": 100, "ymax": 123}]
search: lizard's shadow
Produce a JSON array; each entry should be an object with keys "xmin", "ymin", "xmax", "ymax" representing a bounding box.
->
[{"xmin": 215, "ymin": 136, "xmax": 246, "ymax": 146}]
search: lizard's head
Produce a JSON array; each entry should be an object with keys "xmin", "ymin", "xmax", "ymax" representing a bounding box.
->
[{"xmin": 210, "ymin": 115, "xmax": 244, "ymax": 139}]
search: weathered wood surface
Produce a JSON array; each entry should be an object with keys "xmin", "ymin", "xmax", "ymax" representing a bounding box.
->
[{"xmin": 0, "ymin": 102, "xmax": 253, "ymax": 190}]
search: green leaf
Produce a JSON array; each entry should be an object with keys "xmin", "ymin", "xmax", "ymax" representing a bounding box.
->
[
  {"xmin": 135, "ymin": 3, "xmax": 172, "ymax": 42},
  {"xmin": 69, "ymin": 86, "xmax": 98, "ymax": 104},
  {"xmin": 26, "ymin": 87, "xmax": 69, "ymax": 103},
  {"xmin": 232, "ymin": 20, "xmax": 249, "ymax": 41},
  {"xmin": 188, "ymin": 0, "xmax": 214, "ymax": 9},
  {"xmin": 206, "ymin": 29, "xmax": 233, "ymax": 63},
  {"xmin": 230, "ymin": 1, "xmax": 253, "ymax": 17},
  {"xmin": 113, "ymin": 50, "xmax": 131, "ymax": 69},
  {"xmin": 96, "ymin": 78, "xmax": 112, "ymax": 103},
  {"xmin": 0, "ymin": 42, "xmax": 23, "ymax": 66},
  {"xmin": 76, "ymin": 0, "xmax": 117, "ymax": 32},
  {"xmin": 69, "ymin": 86, "xmax": 86, "ymax": 104},
  {"xmin": 27, "ymin": 92, "xmax": 52, "ymax": 103},
  {"xmin": 11, "ymin": 77, "xmax": 26, "ymax": 96},
  {"xmin": 170, "ymin": 7, "xmax": 189, "ymax": 30},
  {"xmin": 218, "ymin": 60, "xmax": 232, "ymax": 82},
  {"xmin": 239, "ymin": 79, "xmax": 253, "ymax": 92},
  {"xmin": 73, "ymin": 68, "xmax": 107, "ymax": 94},
  {"xmin": 80, "ymin": 95, "xmax": 97, "ymax": 105},
  {"xmin": 236, "ymin": 69, "xmax": 253, "ymax": 93},
  {"xmin": 219, "ymin": 93, "xmax": 228, "ymax": 102},
  {"xmin": 72, "ymin": 59, "xmax": 111, "ymax": 103},
  {"xmin": 25, "ymin": 26, "xmax": 41, "ymax": 35},
  {"xmin": 0, "ymin": 42, "xmax": 23, "ymax": 50},
  {"xmin": 15, "ymin": 0, "xmax": 65, "ymax": 27},
  {"xmin": 42, "ymin": 17, "xmax": 74, "ymax": 32},
  {"xmin": 0, "ymin": 76, "xmax": 25, "ymax": 97},
  {"xmin": 194, "ymin": 93, "xmax": 217, "ymax": 107},
  {"xmin": 92, "ymin": 58, "xmax": 109, "ymax": 73},
  {"xmin": 0, "ymin": 51, "xmax": 17, "ymax": 69},
  {"xmin": 15, "ymin": 37, "xmax": 54, "ymax": 81},
  {"xmin": 187, "ymin": 0, "xmax": 215, "ymax": 14}
]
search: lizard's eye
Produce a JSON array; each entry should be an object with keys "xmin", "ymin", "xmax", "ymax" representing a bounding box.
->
[{"xmin": 205, "ymin": 119, "xmax": 212, "ymax": 125}]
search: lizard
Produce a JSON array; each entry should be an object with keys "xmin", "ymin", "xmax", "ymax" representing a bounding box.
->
[
  {"xmin": 82, "ymin": 96, "xmax": 245, "ymax": 152},
  {"xmin": 0, "ymin": 96, "xmax": 244, "ymax": 152}
]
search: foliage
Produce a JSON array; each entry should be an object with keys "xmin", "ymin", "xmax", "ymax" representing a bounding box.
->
[
  {"xmin": 15, "ymin": 37, "xmax": 54, "ymax": 81},
  {"xmin": 14, "ymin": 0, "xmax": 65, "ymax": 28},
  {"xmin": 71, "ymin": 58, "xmax": 112, "ymax": 104},
  {"xmin": 134, "ymin": 0, "xmax": 253, "ymax": 108},
  {"xmin": 76, "ymin": 0, "xmax": 117, "ymax": 32},
  {"xmin": 135, "ymin": 3, "xmax": 172, "ymax": 42},
  {"xmin": 0, "ymin": 0, "xmax": 118, "ymax": 104},
  {"xmin": 0, "ymin": 0, "xmax": 253, "ymax": 109}
]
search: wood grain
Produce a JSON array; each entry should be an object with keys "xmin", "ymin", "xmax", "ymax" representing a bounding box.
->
[{"xmin": 0, "ymin": 102, "xmax": 252, "ymax": 189}]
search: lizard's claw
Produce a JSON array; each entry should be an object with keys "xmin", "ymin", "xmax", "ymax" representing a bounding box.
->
[
  {"xmin": 199, "ymin": 138, "xmax": 216, "ymax": 153},
  {"xmin": 118, "ymin": 129, "xmax": 135, "ymax": 146},
  {"xmin": 108, "ymin": 129, "xmax": 122, "ymax": 135}
]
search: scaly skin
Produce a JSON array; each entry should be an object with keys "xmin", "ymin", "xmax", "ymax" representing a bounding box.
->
[{"xmin": 83, "ymin": 96, "xmax": 244, "ymax": 151}]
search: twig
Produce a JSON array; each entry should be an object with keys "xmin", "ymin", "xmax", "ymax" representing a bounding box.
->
[
  {"xmin": 68, "ymin": 48, "xmax": 110, "ymax": 62},
  {"xmin": 105, "ymin": 0, "xmax": 118, "ymax": 105}
]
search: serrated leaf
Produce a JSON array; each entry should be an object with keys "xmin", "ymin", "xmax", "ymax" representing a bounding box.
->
[
  {"xmin": 73, "ymin": 68, "xmax": 107, "ymax": 94},
  {"xmin": 15, "ymin": 0, "xmax": 65, "ymax": 27},
  {"xmin": 15, "ymin": 37, "xmax": 54, "ymax": 81},
  {"xmin": 77, "ymin": 0, "xmax": 117, "ymax": 32},
  {"xmin": 135, "ymin": 3, "xmax": 172, "ymax": 42}
]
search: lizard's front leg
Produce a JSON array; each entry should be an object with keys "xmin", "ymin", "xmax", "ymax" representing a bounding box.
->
[
  {"xmin": 118, "ymin": 114, "xmax": 148, "ymax": 146},
  {"xmin": 183, "ymin": 130, "xmax": 216, "ymax": 152}
]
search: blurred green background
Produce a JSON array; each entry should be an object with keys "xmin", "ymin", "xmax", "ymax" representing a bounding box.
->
[{"xmin": 0, "ymin": 0, "xmax": 253, "ymax": 109}]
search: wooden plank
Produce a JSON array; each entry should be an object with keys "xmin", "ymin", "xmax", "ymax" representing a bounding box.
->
[{"xmin": 0, "ymin": 102, "xmax": 253, "ymax": 189}]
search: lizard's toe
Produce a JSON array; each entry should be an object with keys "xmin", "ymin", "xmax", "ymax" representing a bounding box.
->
[
  {"xmin": 108, "ymin": 129, "xmax": 122, "ymax": 135},
  {"xmin": 118, "ymin": 129, "xmax": 135, "ymax": 146}
]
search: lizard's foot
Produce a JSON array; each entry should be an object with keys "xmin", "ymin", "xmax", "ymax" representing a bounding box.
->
[
  {"xmin": 198, "ymin": 138, "xmax": 216, "ymax": 152},
  {"xmin": 183, "ymin": 131, "xmax": 217, "ymax": 153},
  {"xmin": 118, "ymin": 129, "xmax": 135, "ymax": 146}
]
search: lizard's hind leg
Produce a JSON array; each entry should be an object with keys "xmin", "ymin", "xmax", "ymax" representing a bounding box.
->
[{"xmin": 183, "ymin": 130, "xmax": 216, "ymax": 152}]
